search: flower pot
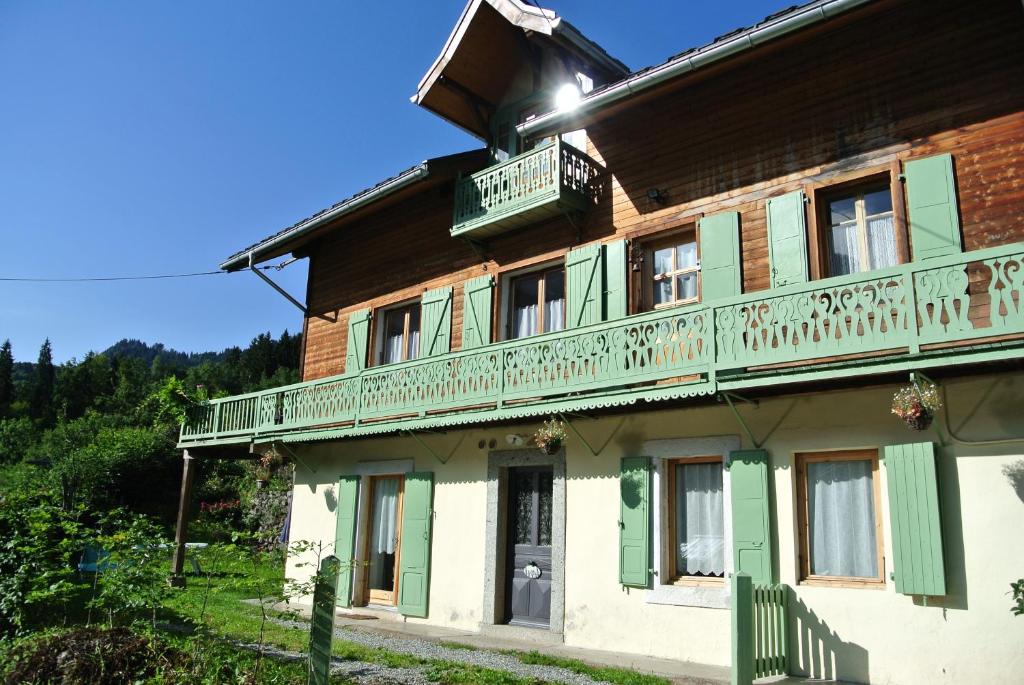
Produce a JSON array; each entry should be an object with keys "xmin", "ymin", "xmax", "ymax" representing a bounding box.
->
[
  {"xmin": 256, "ymin": 478, "xmax": 269, "ymax": 489},
  {"xmin": 903, "ymin": 411, "xmax": 933, "ymax": 431},
  {"xmin": 539, "ymin": 440, "xmax": 562, "ymax": 455}
]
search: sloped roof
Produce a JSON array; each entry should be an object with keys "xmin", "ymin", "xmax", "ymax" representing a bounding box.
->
[
  {"xmin": 220, "ymin": 149, "xmax": 487, "ymax": 271},
  {"xmin": 518, "ymin": 0, "xmax": 878, "ymax": 138}
]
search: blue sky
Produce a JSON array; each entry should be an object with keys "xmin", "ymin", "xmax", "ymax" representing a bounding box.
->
[{"xmin": 1, "ymin": 0, "xmax": 783, "ymax": 364}]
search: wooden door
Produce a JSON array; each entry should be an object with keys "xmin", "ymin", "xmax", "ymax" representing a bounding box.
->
[
  {"xmin": 505, "ymin": 466, "xmax": 553, "ymax": 627},
  {"xmin": 364, "ymin": 475, "xmax": 404, "ymax": 605}
]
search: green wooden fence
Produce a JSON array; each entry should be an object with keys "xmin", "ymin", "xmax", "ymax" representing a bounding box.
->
[
  {"xmin": 731, "ymin": 572, "xmax": 790, "ymax": 685},
  {"xmin": 181, "ymin": 243, "xmax": 1024, "ymax": 446}
]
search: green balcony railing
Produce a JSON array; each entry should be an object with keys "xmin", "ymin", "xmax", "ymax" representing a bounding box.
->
[
  {"xmin": 180, "ymin": 243, "xmax": 1024, "ymax": 446},
  {"xmin": 451, "ymin": 139, "xmax": 603, "ymax": 239}
]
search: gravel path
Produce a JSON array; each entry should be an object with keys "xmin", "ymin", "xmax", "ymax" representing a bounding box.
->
[{"xmin": 269, "ymin": 616, "xmax": 600, "ymax": 685}]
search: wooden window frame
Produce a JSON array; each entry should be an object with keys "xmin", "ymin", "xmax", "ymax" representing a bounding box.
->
[
  {"xmin": 794, "ymin": 449, "xmax": 885, "ymax": 589},
  {"xmin": 363, "ymin": 474, "xmax": 405, "ymax": 606},
  {"xmin": 373, "ymin": 300, "xmax": 421, "ymax": 366},
  {"xmin": 503, "ymin": 263, "xmax": 566, "ymax": 340},
  {"xmin": 805, "ymin": 165, "xmax": 909, "ymax": 281},
  {"xmin": 639, "ymin": 227, "xmax": 700, "ymax": 312},
  {"xmin": 666, "ymin": 455, "xmax": 726, "ymax": 586}
]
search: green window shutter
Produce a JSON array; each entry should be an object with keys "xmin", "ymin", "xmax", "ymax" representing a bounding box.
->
[
  {"xmin": 421, "ymin": 287, "xmax": 453, "ymax": 357},
  {"xmin": 461, "ymin": 276, "xmax": 494, "ymax": 350},
  {"xmin": 619, "ymin": 456, "xmax": 651, "ymax": 587},
  {"xmin": 905, "ymin": 153, "xmax": 963, "ymax": 260},
  {"xmin": 566, "ymin": 243, "xmax": 603, "ymax": 328},
  {"xmin": 698, "ymin": 211, "xmax": 742, "ymax": 301},
  {"xmin": 727, "ymin": 449, "xmax": 773, "ymax": 585},
  {"xmin": 602, "ymin": 239, "xmax": 629, "ymax": 320},
  {"xmin": 397, "ymin": 471, "xmax": 434, "ymax": 617},
  {"xmin": 345, "ymin": 308, "xmax": 372, "ymax": 374},
  {"xmin": 884, "ymin": 442, "xmax": 946, "ymax": 596},
  {"xmin": 333, "ymin": 475, "xmax": 360, "ymax": 607},
  {"xmin": 766, "ymin": 191, "xmax": 809, "ymax": 288}
]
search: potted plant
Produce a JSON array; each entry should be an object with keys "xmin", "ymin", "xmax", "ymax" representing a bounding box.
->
[
  {"xmin": 891, "ymin": 380, "xmax": 942, "ymax": 430},
  {"xmin": 255, "ymin": 453, "xmax": 274, "ymax": 487},
  {"xmin": 534, "ymin": 418, "xmax": 567, "ymax": 455}
]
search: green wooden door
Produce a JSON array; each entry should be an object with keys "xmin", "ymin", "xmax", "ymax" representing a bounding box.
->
[
  {"xmin": 566, "ymin": 243, "xmax": 603, "ymax": 328},
  {"xmin": 728, "ymin": 449, "xmax": 773, "ymax": 585},
  {"xmin": 345, "ymin": 309, "xmax": 372, "ymax": 374},
  {"xmin": 698, "ymin": 211, "xmax": 742, "ymax": 301},
  {"xmin": 602, "ymin": 239, "xmax": 629, "ymax": 320},
  {"xmin": 461, "ymin": 276, "xmax": 494, "ymax": 350},
  {"xmin": 766, "ymin": 191, "xmax": 809, "ymax": 288},
  {"xmin": 884, "ymin": 442, "xmax": 946, "ymax": 596},
  {"xmin": 421, "ymin": 287, "xmax": 453, "ymax": 357},
  {"xmin": 397, "ymin": 471, "xmax": 434, "ymax": 617},
  {"xmin": 619, "ymin": 456, "xmax": 651, "ymax": 587},
  {"xmin": 333, "ymin": 475, "xmax": 360, "ymax": 607},
  {"xmin": 905, "ymin": 153, "xmax": 963, "ymax": 260}
]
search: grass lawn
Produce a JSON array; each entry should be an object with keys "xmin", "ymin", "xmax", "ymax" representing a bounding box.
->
[{"xmin": 164, "ymin": 548, "xmax": 671, "ymax": 685}]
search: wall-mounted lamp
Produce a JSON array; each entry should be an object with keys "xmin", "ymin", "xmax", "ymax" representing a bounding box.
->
[{"xmin": 647, "ymin": 188, "xmax": 667, "ymax": 205}]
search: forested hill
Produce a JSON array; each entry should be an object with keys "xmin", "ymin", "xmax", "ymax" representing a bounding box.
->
[{"xmin": 102, "ymin": 339, "xmax": 226, "ymax": 368}]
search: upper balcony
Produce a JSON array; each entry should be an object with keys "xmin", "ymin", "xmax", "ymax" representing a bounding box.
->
[
  {"xmin": 179, "ymin": 242, "xmax": 1024, "ymax": 449},
  {"xmin": 451, "ymin": 139, "xmax": 604, "ymax": 239}
]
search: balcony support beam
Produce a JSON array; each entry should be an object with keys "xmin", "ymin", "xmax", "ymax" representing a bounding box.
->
[
  {"xmin": 404, "ymin": 430, "xmax": 465, "ymax": 465},
  {"xmin": 249, "ymin": 253, "xmax": 306, "ymax": 314},
  {"xmin": 559, "ymin": 413, "xmax": 626, "ymax": 456}
]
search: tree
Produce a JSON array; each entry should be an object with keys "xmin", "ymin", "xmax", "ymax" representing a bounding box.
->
[
  {"xmin": 0, "ymin": 340, "xmax": 12, "ymax": 418},
  {"xmin": 29, "ymin": 339, "xmax": 56, "ymax": 427}
]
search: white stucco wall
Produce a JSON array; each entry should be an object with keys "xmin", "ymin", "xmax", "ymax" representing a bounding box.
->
[{"xmin": 284, "ymin": 371, "xmax": 1024, "ymax": 684}]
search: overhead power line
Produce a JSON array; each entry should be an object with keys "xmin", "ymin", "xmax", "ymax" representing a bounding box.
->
[{"xmin": 0, "ymin": 262, "xmax": 291, "ymax": 283}]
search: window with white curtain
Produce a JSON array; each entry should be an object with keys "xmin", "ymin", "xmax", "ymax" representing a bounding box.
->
[
  {"xmin": 509, "ymin": 266, "xmax": 565, "ymax": 339},
  {"xmin": 645, "ymin": 231, "xmax": 699, "ymax": 310},
  {"xmin": 825, "ymin": 186, "xmax": 899, "ymax": 277},
  {"xmin": 797, "ymin": 450, "xmax": 883, "ymax": 585},
  {"xmin": 378, "ymin": 302, "xmax": 420, "ymax": 365},
  {"xmin": 669, "ymin": 457, "xmax": 725, "ymax": 581}
]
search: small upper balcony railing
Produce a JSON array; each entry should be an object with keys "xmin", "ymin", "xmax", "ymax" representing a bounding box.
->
[
  {"xmin": 451, "ymin": 139, "xmax": 604, "ymax": 239},
  {"xmin": 180, "ymin": 242, "xmax": 1024, "ymax": 446}
]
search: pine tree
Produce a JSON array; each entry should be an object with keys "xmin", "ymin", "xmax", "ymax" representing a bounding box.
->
[
  {"xmin": 0, "ymin": 340, "xmax": 12, "ymax": 417},
  {"xmin": 29, "ymin": 339, "xmax": 56, "ymax": 427}
]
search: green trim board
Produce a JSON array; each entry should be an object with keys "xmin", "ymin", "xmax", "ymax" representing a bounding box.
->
[{"xmin": 884, "ymin": 442, "xmax": 946, "ymax": 596}]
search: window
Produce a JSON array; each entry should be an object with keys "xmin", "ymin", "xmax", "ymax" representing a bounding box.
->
[
  {"xmin": 378, "ymin": 303, "xmax": 420, "ymax": 365},
  {"xmin": 668, "ymin": 457, "xmax": 725, "ymax": 582},
  {"xmin": 824, "ymin": 185, "xmax": 899, "ymax": 277},
  {"xmin": 796, "ymin": 450, "xmax": 884, "ymax": 586},
  {"xmin": 645, "ymin": 232, "xmax": 699, "ymax": 309},
  {"xmin": 508, "ymin": 266, "xmax": 565, "ymax": 339}
]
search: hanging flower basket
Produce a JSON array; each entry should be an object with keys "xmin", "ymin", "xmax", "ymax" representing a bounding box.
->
[
  {"xmin": 534, "ymin": 418, "xmax": 567, "ymax": 455},
  {"xmin": 891, "ymin": 380, "xmax": 942, "ymax": 431}
]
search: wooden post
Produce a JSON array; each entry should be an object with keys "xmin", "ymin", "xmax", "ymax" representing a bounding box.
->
[
  {"xmin": 169, "ymin": 450, "xmax": 197, "ymax": 587},
  {"xmin": 731, "ymin": 572, "xmax": 754, "ymax": 685}
]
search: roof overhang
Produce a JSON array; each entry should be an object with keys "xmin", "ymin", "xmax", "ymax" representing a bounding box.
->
[
  {"xmin": 412, "ymin": 0, "xmax": 628, "ymax": 140},
  {"xmin": 220, "ymin": 149, "xmax": 487, "ymax": 272},
  {"xmin": 518, "ymin": 0, "xmax": 879, "ymax": 140}
]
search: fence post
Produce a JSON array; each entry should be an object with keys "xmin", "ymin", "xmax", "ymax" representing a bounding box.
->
[
  {"xmin": 309, "ymin": 555, "xmax": 340, "ymax": 685},
  {"xmin": 731, "ymin": 571, "xmax": 754, "ymax": 685}
]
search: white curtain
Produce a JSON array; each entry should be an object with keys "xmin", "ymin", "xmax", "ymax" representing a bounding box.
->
[
  {"xmin": 676, "ymin": 462, "xmax": 725, "ymax": 576},
  {"xmin": 384, "ymin": 333, "xmax": 403, "ymax": 365},
  {"xmin": 546, "ymin": 297, "xmax": 565, "ymax": 333},
  {"xmin": 807, "ymin": 460, "xmax": 877, "ymax": 578},
  {"xmin": 867, "ymin": 215, "xmax": 898, "ymax": 270},
  {"xmin": 407, "ymin": 328, "xmax": 420, "ymax": 360},
  {"xmin": 370, "ymin": 478, "xmax": 399, "ymax": 555},
  {"xmin": 829, "ymin": 223, "xmax": 861, "ymax": 276},
  {"xmin": 514, "ymin": 303, "xmax": 538, "ymax": 338}
]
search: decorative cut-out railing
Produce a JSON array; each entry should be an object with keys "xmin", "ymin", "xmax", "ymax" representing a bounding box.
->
[
  {"xmin": 451, "ymin": 139, "xmax": 603, "ymax": 238},
  {"xmin": 180, "ymin": 243, "xmax": 1024, "ymax": 444}
]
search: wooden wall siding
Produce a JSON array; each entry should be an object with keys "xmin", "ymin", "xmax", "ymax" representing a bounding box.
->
[{"xmin": 301, "ymin": 0, "xmax": 1024, "ymax": 381}]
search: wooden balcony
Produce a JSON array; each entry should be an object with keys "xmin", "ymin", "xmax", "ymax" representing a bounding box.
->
[
  {"xmin": 180, "ymin": 243, "xmax": 1024, "ymax": 448},
  {"xmin": 451, "ymin": 139, "xmax": 603, "ymax": 239}
]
